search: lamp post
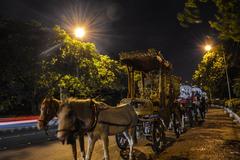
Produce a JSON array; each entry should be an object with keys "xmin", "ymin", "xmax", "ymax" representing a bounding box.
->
[
  {"xmin": 204, "ymin": 44, "xmax": 232, "ymax": 100},
  {"xmin": 73, "ymin": 26, "xmax": 86, "ymax": 78},
  {"xmin": 223, "ymin": 50, "xmax": 232, "ymax": 100}
]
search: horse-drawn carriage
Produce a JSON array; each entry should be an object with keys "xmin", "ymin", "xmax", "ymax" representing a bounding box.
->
[
  {"xmin": 38, "ymin": 49, "xmax": 182, "ymax": 160},
  {"xmin": 116, "ymin": 49, "xmax": 182, "ymax": 153}
]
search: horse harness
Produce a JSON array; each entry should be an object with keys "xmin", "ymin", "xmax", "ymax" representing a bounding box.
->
[
  {"xmin": 57, "ymin": 100, "xmax": 133, "ymax": 138},
  {"xmin": 56, "ymin": 99, "xmax": 98, "ymax": 136},
  {"xmin": 81, "ymin": 100, "xmax": 132, "ymax": 132}
]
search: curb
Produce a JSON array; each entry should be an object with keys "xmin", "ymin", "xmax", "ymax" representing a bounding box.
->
[{"xmin": 212, "ymin": 104, "xmax": 240, "ymax": 124}]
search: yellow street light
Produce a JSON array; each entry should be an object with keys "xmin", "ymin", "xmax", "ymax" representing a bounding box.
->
[
  {"xmin": 204, "ymin": 44, "xmax": 212, "ymax": 51},
  {"xmin": 74, "ymin": 27, "xmax": 86, "ymax": 39},
  {"xmin": 202, "ymin": 43, "xmax": 232, "ymax": 100}
]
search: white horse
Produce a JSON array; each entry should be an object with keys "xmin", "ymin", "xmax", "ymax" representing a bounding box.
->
[{"xmin": 57, "ymin": 98, "xmax": 138, "ymax": 160}]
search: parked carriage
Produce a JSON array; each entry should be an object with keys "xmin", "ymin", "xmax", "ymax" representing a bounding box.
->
[
  {"xmin": 115, "ymin": 49, "xmax": 182, "ymax": 153},
  {"xmin": 179, "ymin": 84, "xmax": 208, "ymax": 127}
]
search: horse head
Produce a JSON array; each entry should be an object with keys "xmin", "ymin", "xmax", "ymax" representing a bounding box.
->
[
  {"xmin": 37, "ymin": 97, "xmax": 60, "ymax": 130},
  {"xmin": 57, "ymin": 102, "xmax": 78, "ymax": 144}
]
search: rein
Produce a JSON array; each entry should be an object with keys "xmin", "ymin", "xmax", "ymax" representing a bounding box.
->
[
  {"xmin": 83, "ymin": 99, "xmax": 98, "ymax": 132},
  {"xmin": 98, "ymin": 120, "xmax": 131, "ymax": 127}
]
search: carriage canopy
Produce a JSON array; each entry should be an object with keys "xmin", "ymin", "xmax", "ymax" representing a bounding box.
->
[
  {"xmin": 120, "ymin": 49, "xmax": 172, "ymax": 72},
  {"xmin": 119, "ymin": 49, "xmax": 180, "ymax": 115}
]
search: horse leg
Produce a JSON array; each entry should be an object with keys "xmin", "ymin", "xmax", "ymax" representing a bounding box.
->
[
  {"xmin": 78, "ymin": 133, "xmax": 85, "ymax": 160},
  {"xmin": 129, "ymin": 127, "xmax": 136, "ymax": 159},
  {"xmin": 132, "ymin": 126, "xmax": 137, "ymax": 144},
  {"xmin": 71, "ymin": 141, "xmax": 77, "ymax": 160},
  {"xmin": 123, "ymin": 130, "xmax": 134, "ymax": 160},
  {"xmin": 85, "ymin": 133, "xmax": 97, "ymax": 160},
  {"xmin": 181, "ymin": 113, "xmax": 185, "ymax": 132},
  {"xmin": 101, "ymin": 134, "xmax": 109, "ymax": 160}
]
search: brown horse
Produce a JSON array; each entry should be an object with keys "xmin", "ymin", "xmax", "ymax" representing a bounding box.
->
[
  {"xmin": 38, "ymin": 98, "xmax": 85, "ymax": 160},
  {"xmin": 38, "ymin": 98, "xmax": 60, "ymax": 131},
  {"xmin": 57, "ymin": 98, "xmax": 138, "ymax": 160}
]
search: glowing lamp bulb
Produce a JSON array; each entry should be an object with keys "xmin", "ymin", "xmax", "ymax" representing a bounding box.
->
[
  {"xmin": 204, "ymin": 45, "xmax": 212, "ymax": 51},
  {"xmin": 74, "ymin": 27, "xmax": 85, "ymax": 38}
]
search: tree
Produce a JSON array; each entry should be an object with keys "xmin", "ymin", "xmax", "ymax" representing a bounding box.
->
[
  {"xmin": 178, "ymin": 0, "xmax": 240, "ymax": 42},
  {"xmin": 179, "ymin": 1, "xmax": 240, "ymax": 98},
  {"xmin": 0, "ymin": 18, "xmax": 53, "ymax": 115},
  {"xmin": 192, "ymin": 45, "xmax": 225, "ymax": 98},
  {"xmin": 0, "ymin": 19, "xmax": 127, "ymax": 115},
  {"xmin": 38, "ymin": 26, "xmax": 127, "ymax": 103}
]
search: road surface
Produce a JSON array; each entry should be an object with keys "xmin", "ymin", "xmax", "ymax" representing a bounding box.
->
[{"xmin": 0, "ymin": 108, "xmax": 240, "ymax": 160}]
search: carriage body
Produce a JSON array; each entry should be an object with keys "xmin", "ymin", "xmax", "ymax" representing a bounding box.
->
[{"xmin": 116, "ymin": 49, "xmax": 181, "ymax": 152}]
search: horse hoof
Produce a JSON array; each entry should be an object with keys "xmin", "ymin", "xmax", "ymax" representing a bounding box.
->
[{"xmin": 80, "ymin": 156, "xmax": 85, "ymax": 160}]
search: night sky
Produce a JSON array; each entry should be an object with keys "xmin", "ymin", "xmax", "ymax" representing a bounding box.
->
[{"xmin": 0, "ymin": 0, "xmax": 213, "ymax": 81}]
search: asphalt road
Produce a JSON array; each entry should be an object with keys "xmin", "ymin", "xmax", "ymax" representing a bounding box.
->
[
  {"xmin": 0, "ymin": 108, "xmax": 239, "ymax": 160},
  {"xmin": 0, "ymin": 128, "xmax": 57, "ymax": 151},
  {"xmin": 0, "ymin": 134, "xmax": 123, "ymax": 160}
]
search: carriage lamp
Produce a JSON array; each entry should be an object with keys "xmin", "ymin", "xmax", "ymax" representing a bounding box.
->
[{"xmin": 74, "ymin": 27, "xmax": 86, "ymax": 39}]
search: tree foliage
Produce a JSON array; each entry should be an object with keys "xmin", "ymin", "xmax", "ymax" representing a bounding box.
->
[
  {"xmin": 178, "ymin": 0, "xmax": 240, "ymax": 42},
  {"xmin": 0, "ymin": 19, "xmax": 127, "ymax": 115},
  {"xmin": 38, "ymin": 26, "xmax": 127, "ymax": 102},
  {"xmin": 0, "ymin": 18, "xmax": 53, "ymax": 115},
  {"xmin": 192, "ymin": 46, "xmax": 225, "ymax": 97}
]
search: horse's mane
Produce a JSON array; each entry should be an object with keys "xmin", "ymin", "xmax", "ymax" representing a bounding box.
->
[
  {"xmin": 40, "ymin": 97, "xmax": 60, "ymax": 117},
  {"xmin": 93, "ymin": 100, "xmax": 112, "ymax": 109},
  {"xmin": 42, "ymin": 97, "xmax": 60, "ymax": 103},
  {"xmin": 62, "ymin": 97, "xmax": 112, "ymax": 109}
]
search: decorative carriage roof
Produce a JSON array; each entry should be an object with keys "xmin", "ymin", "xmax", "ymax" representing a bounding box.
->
[{"xmin": 120, "ymin": 49, "xmax": 172, "ymax": 72}]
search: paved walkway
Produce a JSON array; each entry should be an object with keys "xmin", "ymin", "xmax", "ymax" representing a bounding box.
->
[{"xmin": 156, "ymin": 107, "xmax": 240, "ymax": 160}]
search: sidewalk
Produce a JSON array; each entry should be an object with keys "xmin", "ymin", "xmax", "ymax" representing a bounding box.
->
[{"xmin": 156, "ymin": 107, "xmax": 240, "ymax": 160}]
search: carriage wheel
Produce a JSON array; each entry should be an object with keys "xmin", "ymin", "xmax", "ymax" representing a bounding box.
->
[
  {"xmin": 115, "ymin": 133, "xmax": 128, "ymax": 150},
  {"xmin": 151, "ymin": 121, "xmax": 165, "ymax": 153}
]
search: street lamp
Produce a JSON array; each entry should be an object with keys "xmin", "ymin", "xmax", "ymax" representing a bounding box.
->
[
  {"xmin": 74, "ymin": 27, "xmax": 86, "ymax": 39},
  {"xmin": 204, "ymin": 44, "xmax": 232, "ymax": 100},
  {"xmin": 40, "ymin": 27, "xmax": 87, "ymax": 57},
  {"xmin": 204, "ymin": 45, "xmax": 212, "ymax": 52}
]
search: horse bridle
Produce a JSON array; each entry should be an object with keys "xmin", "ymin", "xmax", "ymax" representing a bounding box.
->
[
  {"xmin": 38, "ymin": 100, "xmax": 57, "ymax": 136},
  {"xmin": 84, "ymin": 99, "xmax": 98, "ymax": 132}
]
